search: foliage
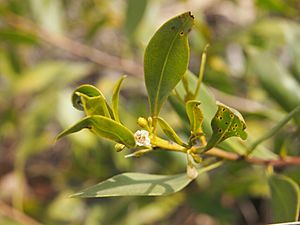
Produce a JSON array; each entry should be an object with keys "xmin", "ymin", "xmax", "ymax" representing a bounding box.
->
[{"xmin": 1, "ymin": 1, "xmax": 300, "ymax": 225}]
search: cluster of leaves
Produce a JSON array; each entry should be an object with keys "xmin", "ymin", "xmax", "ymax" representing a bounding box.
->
[
  {"xmin": 57, "ymin": 12, "xmax": 300, "ymax": 224},
  {"xmin": 2, "ymin": 1, "xmax": 300, "ymax": 224}
]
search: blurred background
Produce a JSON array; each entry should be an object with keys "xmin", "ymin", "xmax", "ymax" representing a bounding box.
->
[{"xmin": 1, "ymin": 0, "xmax": 300, "ymax": 224}]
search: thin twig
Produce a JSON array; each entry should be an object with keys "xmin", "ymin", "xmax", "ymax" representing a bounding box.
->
[
  {"xmin": 5, "ymin": 13, "xmax": 143, "ymax": 77},
  {"xmin": 205, "ymin": 148, "xmax": 300, "ymax": 167},
  {"xmin": 247, "ymin": 104, "xmax": 300, "ymax": 155},
  {"xmin": 0, "ymin": 201, "xmax": 44, "ymax": 225}
]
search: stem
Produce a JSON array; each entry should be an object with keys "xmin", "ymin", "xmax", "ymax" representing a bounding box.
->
[
  {"xmin": 193, "ymin": 44, "xmax": 209, "ymax": 98},
  {"xmin": 151, "ymin": 136, "xmax": 186, "ymax": 152},
  {"xmin": 206, "ymin": 147, "xmax": 300, "ymax": 167},
  {"xmin": 247, "ymin": 104, "xmax": 300, "ymax": 155},
  {"xmin": 200, "ymin": 160, "xmax": 224, "ymax": 173},
  {"xmin": 182, "ymin": 72, "xmax": 190, "ymax": 94}
]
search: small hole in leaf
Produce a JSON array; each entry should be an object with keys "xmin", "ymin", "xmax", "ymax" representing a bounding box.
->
[
  {"xmin": 225, "ymin": 122, "xmax": 229, "ymax": 125},
  {"xmin": 180, "ymin": 31, "xmax": 184, "ymax": 36},
  {"xmin": 218, "ymin": 128, "xmax": 222, "ymax": 133},
  {"xmin": 222, "ymin": 108, "xmax": 226, "ymax": 112},
  {"xmin": 230, "ymin": 113, "xmax": 234, "ymax": 118},
  {"xmin": 234, "ymin": 123, "xmax": 238, "ymax": 128},
  {"xmin": 232, "ymin": 127, "xmax": 236, "ymax": 131},
  {"xmin": 219, "ymin": 116, "xmax": 223, "ymax": 120}
]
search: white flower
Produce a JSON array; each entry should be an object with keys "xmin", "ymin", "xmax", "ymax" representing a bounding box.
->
[{"xmin": 134, "ymin": 130, "xmax": 151, "ymax": 146}]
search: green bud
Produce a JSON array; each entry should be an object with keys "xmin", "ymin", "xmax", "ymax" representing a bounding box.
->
[
  {"xmin": 137, "ymin": 117, "xmax": 149, "ymax": 129},
  {"xmin": 115, "ymin": 143, "xmax": 125, "ymax": 152}
]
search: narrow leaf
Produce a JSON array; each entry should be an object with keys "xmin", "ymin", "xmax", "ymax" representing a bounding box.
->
[
  {"xmin": 112, "ymin": 75, "xmax": 126, "ymax": 123},
  {"xmin": 56, "ymin": 115, "xmax": 136, "ymax": 148},
  {"xmin": 71, "ymin": 172, "xmax": 192, "ymax": 198},
  {"xmin": 156, "ymin": 117, "xmax": 185, "ymax": 146},
  {"xmin": 186, "ymin": 100, "xmax": 204, "ymax": 135},
  {"xmin": 269, "ymin": 174, "xmax": 300, "ymax": 223},
  {"xmin": 124, "ymin": 0, "xmax": 148, "ymax": 38},
  {"xmin": 249, "ymin": 51, "xmax": 300, "ymax": 125},
  {"xmin": 204, "ymin": 103, "xmax": 247, "ymax": 151},
  {"xmin": 144, "ymin": 12, "xmax": 194, "ymax": 117},
  {"xmin": 249, "ymin": 104, "xmax": 300, "ymax": 154},
  {"xmin": 71, "ymin": 162, "xmax": 222, "ymax": 198}
]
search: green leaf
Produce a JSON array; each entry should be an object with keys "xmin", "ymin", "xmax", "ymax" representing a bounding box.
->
[
  {"xmin": 72, "ymin": 85, "xmax": 111, "ymax": 118},
  {"xmin": 124, "ymin": 0, "xmax": 148, "ymax": 38},
  {"xmin": 186, "ymin": 100, "xmax": 204, "ymax": 136},
  {"xmin": 71, "ymin": 172, "xmax": 192, "ymax": 198},
  {"xmin": 70, "ymin": 161, "xmax": 223, "ymax": 198},
  {"xmin": 0, "ymin": 29, "xmax": 38, "ymax": 45},
  {"xmin": 204, "ymin": 103, "xmax": 247, "ymax": 151},
  {"xmin": 249, "ymin": 51, "xmax": 300, "ymax": 125},
  {"xmin": 269, "ymin": 174, "xmax": 300, "ymax": 223},
  {"xmin": 156, "ymin": 117, "xmax": 185, "ymax": 146},
  {"xmin": 112, "ymin": 75, "xmax": 126, "ymax": 123},
  {"xmin": 56, "ymin": 115, "xmax": 136, "ymax": 148},
  {"xmin": 144, "ymin": 12, "xmax": 194, "ymax": 118},
  {"xmin": 169, "ymin": 71, "xmax": 277, "ymax": 159}
]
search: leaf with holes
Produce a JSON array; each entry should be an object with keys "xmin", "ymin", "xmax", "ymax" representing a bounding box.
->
[
  {"xmin": 144, "ymin": 12, "xmax": 194, "ymax": 118},
  {"xmin": 72, "ymin": 85, "xmax": 112, "ymax": 117},
  {"xmin": 56, "ymin": 115, "xmax": 136, "ymax": 148},
  {"xmin": 204, "ymin": 103, "xmax": 247, "ymax": 151}
]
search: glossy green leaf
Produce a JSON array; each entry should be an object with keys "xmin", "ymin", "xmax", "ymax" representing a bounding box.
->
[
  {"xmin": 144, "ymin": 12, "xmax": 194, "ymax": 117},
  {"xmin": 156, "ymin": 117, "xmax": 185, "ymax": 146},
  {"xmin": 269, "ymin": 174, "xmax": 300, "ymax": 223},
  {"xmin": 186, "ymin": 100, "xmax": 204, "ymax": 136},
  {"xmin": 71, "ymin": 172, "xmax": 192, "ymax": 198},
  {"xmin": 112, "ymin": 75, "xmax": 126, "ymax": 123},
  {"xmin": 72, "ymin": 85, "xmax": 111, "ymax": 118},
  {"xmin": 56, "ymin": 115, "xmax": 136, "ymax": 148},
  {"xmin": 204, "ymin": 103, "xmax": 247, "ymax": 151}
]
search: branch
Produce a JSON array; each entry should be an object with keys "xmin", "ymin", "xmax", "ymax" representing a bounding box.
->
[
  {"xmin": 0, "ymin": 201, "xmax": 44, "ymax": 225},
  {"xmin": 206, "ymin": 148, "xmax": 300, "ymax": 167},
  {"xmin": 5, "ymin": 13, "xmax": 143, "ymax": 78}
]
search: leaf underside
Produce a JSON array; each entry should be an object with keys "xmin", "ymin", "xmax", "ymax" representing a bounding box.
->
[{"xmin": 71, "ymin": 172, "xmax": 192, "ymax": 198}]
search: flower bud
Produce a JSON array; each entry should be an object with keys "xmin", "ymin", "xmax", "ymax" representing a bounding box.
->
[
  {"xmin": 137, "ymin": 117, "xmax": 148, "ymax": 129},
  {"xmin": 115, "ymin": 143, "xmax": 125, "ymax": 152}
]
